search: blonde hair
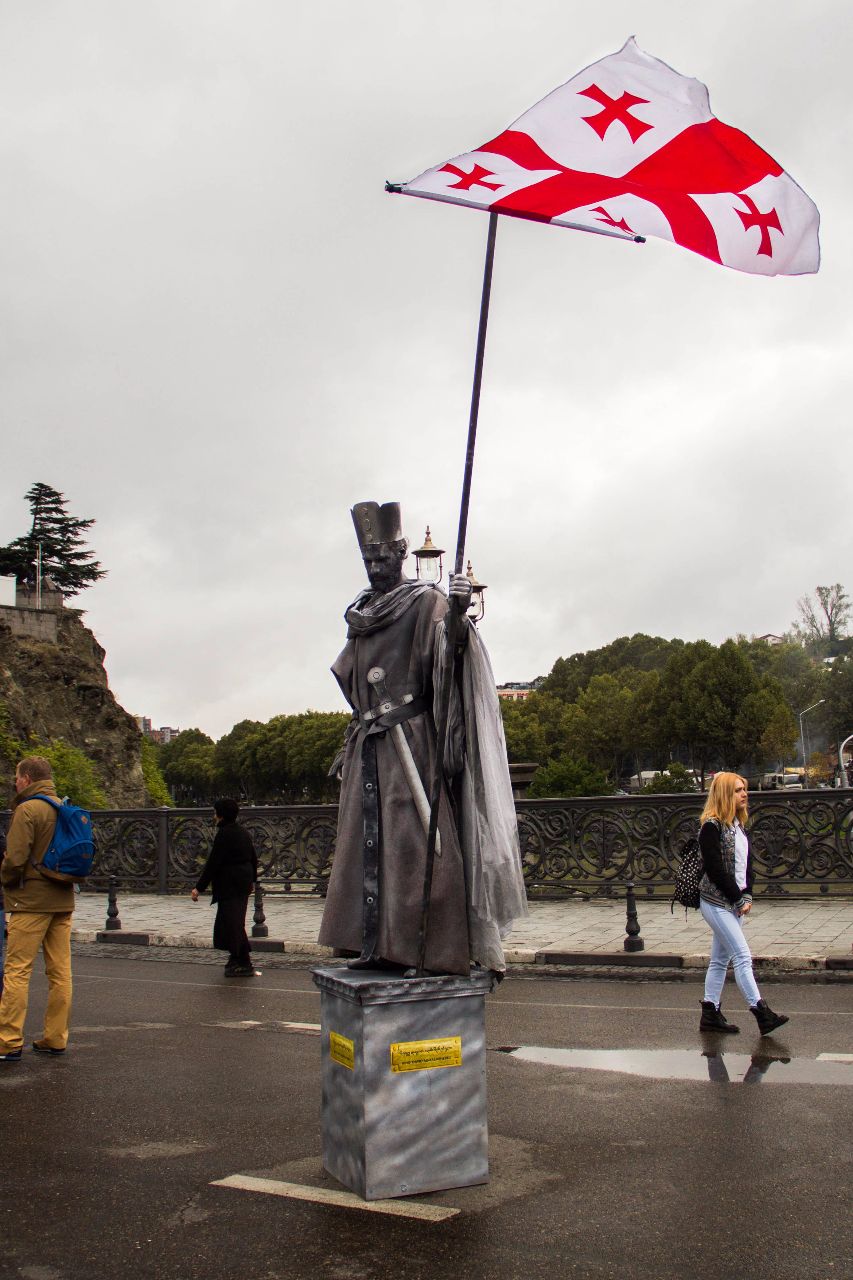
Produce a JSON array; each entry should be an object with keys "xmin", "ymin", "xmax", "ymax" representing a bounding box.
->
[{"xmin": 701, "ymin": 772, "xmax": 748, "ymax": 827}]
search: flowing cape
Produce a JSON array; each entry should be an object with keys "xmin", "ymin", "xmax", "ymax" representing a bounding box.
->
[{"xmin": 435, "ymin": 621, "xmax": 528, "ymax": 970}]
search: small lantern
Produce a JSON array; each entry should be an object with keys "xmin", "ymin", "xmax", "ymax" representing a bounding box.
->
[
  {"xmin": 465, "ymin": 560, "xmax": 487, "ymax": 622},
  {"xmin": 413, "ymin": 527, "xmax": 445, "ymax": 584}
]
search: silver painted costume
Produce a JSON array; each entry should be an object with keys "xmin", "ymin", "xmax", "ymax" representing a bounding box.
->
[{"xmin": 318, "ymin": 579, "xmax": 526, "ymax": 974}]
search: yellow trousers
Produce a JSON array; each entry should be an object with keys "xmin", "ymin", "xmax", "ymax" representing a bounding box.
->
[{"xmin": 0, "ymin": 911, "xmax": 73, "ymax": 1052}]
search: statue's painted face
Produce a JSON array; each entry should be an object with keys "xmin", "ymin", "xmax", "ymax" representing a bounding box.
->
[{"xmin": 363, "ymin": 544, "xmax": 403, "ymax": 594}]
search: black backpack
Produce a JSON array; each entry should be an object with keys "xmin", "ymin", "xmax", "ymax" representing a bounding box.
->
[{"xmin": 671, "ymin": 836, "xmax": 703, "ymax": 911}]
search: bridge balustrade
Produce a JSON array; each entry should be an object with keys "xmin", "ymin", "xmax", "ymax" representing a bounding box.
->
[{"xmin": 4, "ymin": 791, "xmax": 847, "ymax": 898}]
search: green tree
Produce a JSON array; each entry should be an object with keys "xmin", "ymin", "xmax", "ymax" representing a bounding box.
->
[
  {"xmin": 540, "ymin": 633, "xmax": 680, "ymax": 704},
  {"xmin": 734, "ymin": 681, "xmax": 797, "ymax": 768},
  {"xmin": 656, "ymin": 640, "xmax": 716, "ymax": 766},
  {"xmin": 618, "ymin": 667, "xmax": 669, "ymax": 769},
  {"xmin": 500, "ymin": 692, "xmax": 572, "ymax": 764},
  {"xmin": 526, "ymin": 757, "xmax": 610, "ymax": 798},
  {"xmin": 642, "ymin": 762, "xmax": 698, "ymax": 794},
  {"xmin": 757, "ymin": 700, "xmax": 799, "ymax": 771},
  {"xmin": 821, "ymin": 655, "xmax": 853, "ymax": 760},
  {"xmin": 736, "ymin": 637, "xmax": 825, "ymax": 722},
  {"xmin": 140, "ymin": 737, "xmax": 173, "ymax": 807},
  {"xmin": 281, "ymin": 711, "xmax": 352, "ymax": 802},
  {"xmin": 159, "ymin": 729, "xmax": 216, "ymax": 804},
  {"xmin": 246, "ymin": 711, "xmax": 350, "ymax": 802},
  {"xmin": 805, "ymin": 749, "xmax": 835, "ymax": 786},
  {"xmin": 244, "ymin": 717, "xmax": 290, "ymax": 799},
  {"xmin": 500, "ymin": 698, "xmax": 548, "ymax": 764},
  {"xmin": 38, "ymin": 739, "xmax": 107, "ymax": 809},
  {"xmin": 212, "ymin": 719, "xmax": 265, "ymax": 798},
  {"xmin": 506, "ymin": 667, "xmax": 672, "ymax": 783},
  {"xmin": 0, "ymin": 482, "xmax": 106, "ymax": 597},
  {"xmin": 0, "ymin": 703, "xmax": 108, "ymax": 808},
  {"xmin": 680, "ymin": 641, "xmax": 758, "ymax": 777},
  {"xmin": 571, "ymin": 674, "xmax": 635, "ymax": 776}
]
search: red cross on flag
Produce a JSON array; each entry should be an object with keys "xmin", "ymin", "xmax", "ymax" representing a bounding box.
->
[{"xmin": 392, "ymin": 38, "xmax": 820, "ymax": 276}]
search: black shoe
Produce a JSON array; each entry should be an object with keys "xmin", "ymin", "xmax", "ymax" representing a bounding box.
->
[
  {"xmin": 751, "ymin": 1000, "xmax": 789, "ymax": 1035},
  {"xmin": 0, "ymin": 1048, "xmax": 22, "ymax": 1062},
  {"xmin": 33, "ymin": 1041, "xmax": 66, "ymax": 1056},
  {"xmin": 700, "ymin": 1001, "xmax": 740, "ymax": 1034},
  {"xmin": 227, "ymin": 964, "xmax": 261, "ymax": 977},
  {"xmin": 347, "ymin": 954, "xmax": 382, "ymax": 970}
]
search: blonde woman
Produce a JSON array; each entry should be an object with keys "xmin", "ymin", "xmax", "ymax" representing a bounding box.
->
[{"xmin": 698, "ymin": 773, "xmax": 789, "ymax": 1036}]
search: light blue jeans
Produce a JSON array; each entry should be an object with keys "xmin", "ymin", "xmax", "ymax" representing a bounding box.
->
[{"xmin": 700, "ymin": 897, "xmax": 761, "ymax": 1008}]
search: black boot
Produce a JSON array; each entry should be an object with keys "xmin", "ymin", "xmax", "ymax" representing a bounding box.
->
[
  {"xmin": 700, "ymin": 1001, "xmax": 740, "ymax": 1034},
  {"xmin": 751, "ymin": 999, "xmax": 789, "ymax": 1035}
]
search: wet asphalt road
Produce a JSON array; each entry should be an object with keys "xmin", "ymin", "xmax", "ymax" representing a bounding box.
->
[{"xmin": 1, "ymin": 953, "xmax": 851, "ymax": 1280}]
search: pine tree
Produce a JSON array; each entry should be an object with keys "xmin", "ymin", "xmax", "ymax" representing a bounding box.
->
[{"xmin": 0, "ymin": 482, "xmax": 106, "ymax": 597}]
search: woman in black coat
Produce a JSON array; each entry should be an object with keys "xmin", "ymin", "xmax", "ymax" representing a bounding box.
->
[{"xmin": 191, "ymin": 798, "xmax": 259, "ymax": 976}]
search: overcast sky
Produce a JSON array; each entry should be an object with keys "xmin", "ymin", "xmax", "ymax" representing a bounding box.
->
[{"xmin": 1, "ymin": 2, "xmax": 849, "ymax": 739}]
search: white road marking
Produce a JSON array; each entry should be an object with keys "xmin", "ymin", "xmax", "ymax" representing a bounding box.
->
[
  {"xmin": 203, "ymin": 1020, "xmax": 321, "ymax": 1034},
  {"xmin": 202, "ymin": 1020, "xmax": 264, "ymax": 1029},
  {"xmin": 73, "ymin": 1023, "xmax": 176, "ymax": 1032},
  {"xmin": 817, "ymin": 1053, "xmax": 853, "ymax": 1063},
  {"xmin": 211, "ymin": 1175, "xmax": 460, "ymax": 1221}
]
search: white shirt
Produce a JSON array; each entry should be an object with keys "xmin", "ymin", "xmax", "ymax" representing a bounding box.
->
[{"xmin": 733, "ymin": 819, "xmax": 749, "ymax": 890}]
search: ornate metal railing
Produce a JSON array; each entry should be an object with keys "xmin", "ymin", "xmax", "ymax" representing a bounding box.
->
[
  {"xmin": 516, "ymin": 791, "xmax": 853, "ymax": 898},
  {"xmin": 78, "ymin": 806, "xmax": 339, "ymax": 894},
  {"xmin": 2, "ymin": 791, "xmax": 851, "ymax": 897}
]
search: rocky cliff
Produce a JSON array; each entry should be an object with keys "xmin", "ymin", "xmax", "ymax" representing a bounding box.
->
[{"xmin": 0, "ymin": 608, "xmax": 149, "ymax": 807}]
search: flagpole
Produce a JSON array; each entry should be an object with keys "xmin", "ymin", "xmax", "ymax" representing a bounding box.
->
[{"xmin": 415, "ymin": 210, "xmax": 498, "ymax": 976}]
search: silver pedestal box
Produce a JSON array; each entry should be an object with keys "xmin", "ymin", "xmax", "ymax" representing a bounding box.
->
[{"xmin": 312, "ymin": 967, "xmax": 494, "ymax": 1200}]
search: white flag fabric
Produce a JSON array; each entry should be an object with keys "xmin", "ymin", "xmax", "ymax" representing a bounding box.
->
[{"xmin": 392, "ymin": 38, "xmax": 820, "ymax": 276}]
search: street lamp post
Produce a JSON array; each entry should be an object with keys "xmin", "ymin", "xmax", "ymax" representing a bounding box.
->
[{"xmin": 798, "ymin": 699, "xmax": 825, "ymax": 785}]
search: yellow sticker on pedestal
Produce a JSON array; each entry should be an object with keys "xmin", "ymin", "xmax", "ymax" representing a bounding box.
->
[
  {"xmin": 329, "ymin": 1031, "xmax": 354, "ymax": 1070},
  {"xmin": 390, "ymin": 1036, "xmax": 462, "ymax": 1073}
]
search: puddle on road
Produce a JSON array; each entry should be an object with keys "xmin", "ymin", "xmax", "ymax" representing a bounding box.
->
[{"xmin": 498, "ymin": 1045, "xmax": 853, "ymax": 1086}]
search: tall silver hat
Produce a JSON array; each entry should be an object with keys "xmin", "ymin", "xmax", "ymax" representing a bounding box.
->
[{"xmin": 351, "ymin": 501, "xmax": 403, "ymax": 552}]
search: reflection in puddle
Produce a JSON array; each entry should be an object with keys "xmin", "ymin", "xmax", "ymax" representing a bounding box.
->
[{"xmin": 504, "ymin": 1046, "xmax": 853, "ymax": 1086}]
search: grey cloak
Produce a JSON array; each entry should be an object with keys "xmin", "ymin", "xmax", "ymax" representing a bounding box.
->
[{"xmin": 318, "ymin": 580, "xmax": 526, "ymax": 975}]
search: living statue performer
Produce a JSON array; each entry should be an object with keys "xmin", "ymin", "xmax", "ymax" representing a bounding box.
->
[{"xmin": 318, "ymin": 500, "xmax": 527, "ymax": 976}]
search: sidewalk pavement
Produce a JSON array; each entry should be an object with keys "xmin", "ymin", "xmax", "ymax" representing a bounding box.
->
[{"xmin": 72, "ymin": 892, "xmax": 853, "ymax": 973}]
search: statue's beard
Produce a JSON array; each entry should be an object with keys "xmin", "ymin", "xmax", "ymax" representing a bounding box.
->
[{"xmin": 367, "ymin": 569, "xmax": 400, "ymax": 594}]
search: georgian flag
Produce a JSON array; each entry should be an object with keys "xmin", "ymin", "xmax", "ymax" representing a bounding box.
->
[{"xmin": 391, "ymin": 38, "xmax": 820, "ymax": 276}]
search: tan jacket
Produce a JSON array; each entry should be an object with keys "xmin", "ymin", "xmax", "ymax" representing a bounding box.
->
[{"xmin": 1, "ymin": 779, "xmax": 76, "ymax": 913}]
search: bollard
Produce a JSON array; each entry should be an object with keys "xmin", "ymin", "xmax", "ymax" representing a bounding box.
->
[
  {"xmin": 105, "ymin": 875, "xmax": 122, "ymax": 931},
  {"xmin": 156, "ymin": 807, "xmax": 169, "ymax": 894},
  {"xmin": 623, "ymin": 880, "xmax": 644, "ymax": 952},
  {"xmin": 251, "ymin": 882, "xmax": 269, "ymax": 938}
]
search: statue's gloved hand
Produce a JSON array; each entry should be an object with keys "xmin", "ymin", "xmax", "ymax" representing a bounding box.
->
[{"xmin": 448, "ymin": 573, "xmax": 473, "ymax": 609}]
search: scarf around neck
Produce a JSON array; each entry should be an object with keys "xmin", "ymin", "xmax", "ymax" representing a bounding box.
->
[{"xmin": 344, "ymin": 579, "xmax": 437, "ymax": 638}]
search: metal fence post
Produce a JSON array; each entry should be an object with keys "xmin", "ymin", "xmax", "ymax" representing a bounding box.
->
[
  {"xmin": 157, "ymin": 807, "xmax": 169, "ymax": 893},
  {"xmin": 624, "ymin": 881, "xmax": 644, "ymax": 952},
  {"xmin": 105, "ymin": 875, "xmax": 121, "ymax": 930},
  {"xmin": 252, "ymin": 883, "xmax": 269, "ymax": 938}
]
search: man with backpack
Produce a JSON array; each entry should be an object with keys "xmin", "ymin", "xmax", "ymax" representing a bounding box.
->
[
  {"xmin": 0, "ymin": 757, "xmax": 75, "ymax": 1062},
  {"xmin": 0, "ymin": 825, "xmax": 6, "ymax": 997}
]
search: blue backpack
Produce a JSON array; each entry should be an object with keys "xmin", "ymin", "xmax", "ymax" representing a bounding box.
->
[{"xmin": 31, "ymin": 795, "xmax": 95, "ymax": 883}]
